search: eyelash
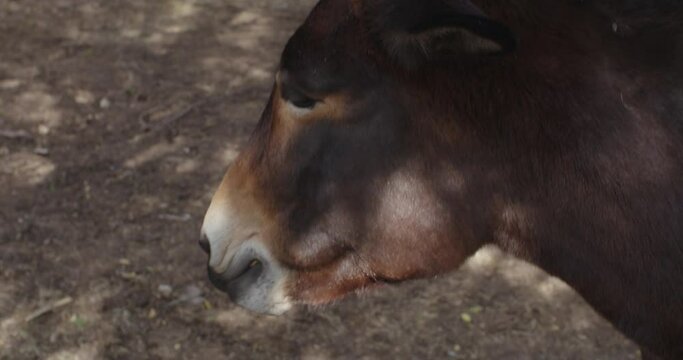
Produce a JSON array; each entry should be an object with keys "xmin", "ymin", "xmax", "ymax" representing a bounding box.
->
[
  {"xmin": 289, "ymin": 96, "xmax": 317, "ymax": 109},
  {"xmin": 282, "ymin": 83, "xmax": 318, "ymax": 109}
]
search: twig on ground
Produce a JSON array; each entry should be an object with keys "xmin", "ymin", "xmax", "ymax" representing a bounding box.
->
[
  {"xmin": 158, "ymin": 213, "xmax": 192, "ymax": 222},
  {"xmin": 25, "ymin": 296, "xmax": 73, "ymax": 322},
  {"xmin": 0, "ymin": 129, "xmax": 32, "ymax": 140},
  {"xmin": 153, "ymin": 102, "xmax": 202, "ymax": 133},
  {"xmin": 137, "ymin": 100, "xmax": 204, "ymax": 136}
]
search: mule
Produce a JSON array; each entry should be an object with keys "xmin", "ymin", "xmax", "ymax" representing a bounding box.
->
[{"xmin": 199, "ymin": 0, "xmax": 683, "ymax": 358}]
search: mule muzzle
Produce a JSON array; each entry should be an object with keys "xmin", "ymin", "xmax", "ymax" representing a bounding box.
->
[{"xmin": 200, "ymin": 235, "xmax": 291, "ymax": 315}]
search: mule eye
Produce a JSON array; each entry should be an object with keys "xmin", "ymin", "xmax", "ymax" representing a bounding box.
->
[
  {"xmin": 289, "ymin": 95, "xmax": 317, "ymax": 109},
  {"xmin": 282, "ymin": 84, "xmax": 318, "ymax": 110}
]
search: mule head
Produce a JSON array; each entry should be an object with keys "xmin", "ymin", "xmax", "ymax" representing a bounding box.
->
[{"xmin": 201, "ymin": 0, "xmax": 516, "ymax": 314}]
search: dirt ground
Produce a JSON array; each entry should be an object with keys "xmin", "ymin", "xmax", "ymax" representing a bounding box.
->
[{"xmin": 0, "ymin": 0, "xmax": 642, "ymax": 359}]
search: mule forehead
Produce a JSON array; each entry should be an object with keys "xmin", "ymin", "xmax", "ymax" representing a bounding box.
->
[
  {"xmin": 281, "ymin": 0, "xmax": 378, "ymax": 94},
  {"xmin": 304, "ymin": 0, "xmax": 354, "ymax": 36}
]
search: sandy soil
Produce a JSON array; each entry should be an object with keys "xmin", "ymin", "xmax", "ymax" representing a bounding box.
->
[{"xmin": 0, "ymin": 0, "xmax": 640, "ymax": 359}]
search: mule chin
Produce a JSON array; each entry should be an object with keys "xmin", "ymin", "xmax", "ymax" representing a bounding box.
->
[{"xmin": 208, "ymin": 266, "xmax": 293, "ymax": 315}]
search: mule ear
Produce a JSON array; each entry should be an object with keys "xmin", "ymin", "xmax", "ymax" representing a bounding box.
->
[{"xmin": 368, "ymin": 0, "xmax": 517, "ymax": 67}]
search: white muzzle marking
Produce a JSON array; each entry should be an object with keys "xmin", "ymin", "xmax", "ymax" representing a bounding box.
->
[{"xmin": 201, "ymin": 193, "xmax": 292, "ymax": 315}]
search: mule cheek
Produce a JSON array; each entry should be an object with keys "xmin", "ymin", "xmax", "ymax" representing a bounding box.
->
[
  {"xmin": 277, "ymin": 203, "xmax": 361, "ymax": 269},
  {"xmin": 365, "ymin": 168, "xmax": 471, "ymax": 279},
  {"xmin": 364, "ymin": 208, "xmax": 473, "ymax": 280},
  {"xmin": 366, "ymin": 232, "xmax": 468, "ymax": 281},
  {"xmin": 274, "ymin": 229, "xmax": 347, "ymax": 270}
]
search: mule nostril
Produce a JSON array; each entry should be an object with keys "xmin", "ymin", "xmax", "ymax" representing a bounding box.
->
[{"xmin": 199, "ymin": 233, "xmax": 211, "ymax": 254}]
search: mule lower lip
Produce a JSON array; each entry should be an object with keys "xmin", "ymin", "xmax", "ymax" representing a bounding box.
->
[
  {"xmin": 225, "ymin": 260, "xmax": 264, "ymax": 301},
  {"xmin": 207, "ymin": 259, "xmax": 263, "ymax": 294}
]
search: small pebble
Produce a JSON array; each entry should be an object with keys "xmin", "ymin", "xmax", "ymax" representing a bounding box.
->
[
  {"xmin": 99, "ymin": 97, "xmax": 111, "ymax": 109},
  {"xmin": 34, "ymin": 147, "xmax": 50, "ymax": 156},
  {"xmin": 74, "ymin": 90, "xmax": 95, "ymax": 105},
  {"xmin": 0, "ymin": 79, "xmax": 22, "ymax": 90},
  {"xmin": 158, "ymin": 284, "xmax": 173, "ymax": 297},
  {"xmin": 169, "ymin": 285, "xmax": 204, "ymax": 306},
  {"xmin": 38, "ymin": 125, "xmax": 50, "ymax": 135}
]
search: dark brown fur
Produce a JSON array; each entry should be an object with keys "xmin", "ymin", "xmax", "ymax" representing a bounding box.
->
[{"xmin": 209, "ymin": 1, "xmax": 683, "ymax": 358}]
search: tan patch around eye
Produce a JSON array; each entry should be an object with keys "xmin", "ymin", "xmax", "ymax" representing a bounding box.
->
[
  {"xmin": 275, "ymin": 74, "xmax": 348, "ymax": 122},
  {"xmin": 270, "ymin": 73, "xmax": 350, "ymax": 148}
]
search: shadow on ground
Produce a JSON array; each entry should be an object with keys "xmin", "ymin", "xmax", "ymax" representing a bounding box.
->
[{"xmin": 0, "ymin": 1, "xmax": 639, "ymax": 359}]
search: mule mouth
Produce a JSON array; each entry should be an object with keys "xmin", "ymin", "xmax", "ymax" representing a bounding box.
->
[
  {"xmin": 207, "ymin": 259, "xmax": 262, "ymax": 291},
  {"xmin": 206, "ymin": 241, "xmax": 292, "ymax": 315}
]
